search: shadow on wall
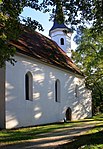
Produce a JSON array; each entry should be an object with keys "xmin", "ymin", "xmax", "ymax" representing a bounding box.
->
[
  {"xmin": 72, "ymin": 82, "xmax": 92, "ymax": 120},
  {"xmin": 6, "ymin": 58, "xmax": 63, "ymax": 128},
  {"xmin": 64, "ymin": 74, "xmax": 74, "ymax": 97},
  {"xmin": 62, "ymin": 74, "xmax": 74, "ymax": 121},
  {"xmin": 5, "ymin": 57, "xmax": 92, "ymax": 128}
]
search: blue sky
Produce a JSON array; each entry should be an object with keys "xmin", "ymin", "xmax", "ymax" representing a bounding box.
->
[
  {"xmin": 21, "ymin": 7, "xmax": 77, "ymax": 50},
  {"xmin": 21, "ymin": 7, "xmax": 53, "ymax": 37}
]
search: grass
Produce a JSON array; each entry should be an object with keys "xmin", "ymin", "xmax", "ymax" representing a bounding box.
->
[
  {"xmin": 93, "ymin": 114, "xmax": 103, "ymax": 121},
  {"xmin": 0, "ymin": 121, "xmax": 85, "ymax": 145},
  {"xmin": 59, "ymin": 114, "xmax": 103, "ymax": 149},
  {"xmin": 60, "ymin": 124, "xmax": 103, "ymax": 149},
  {"xmin": 0, "ymin": 114, "xmax": 103, "ymax": 148}
]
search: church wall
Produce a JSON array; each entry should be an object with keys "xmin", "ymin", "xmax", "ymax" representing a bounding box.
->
[
  {"xmin": 0, "ymin": 68, "xmax": 5, "ymax": 128},
  {"xmin": 5, "ymin": 54, "xmax": 92, "ymax": 129}
]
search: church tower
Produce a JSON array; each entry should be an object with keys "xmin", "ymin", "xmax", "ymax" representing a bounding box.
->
[{"xmin": 49, "ymin": 3, "xmax": 72, "ymax": 57}]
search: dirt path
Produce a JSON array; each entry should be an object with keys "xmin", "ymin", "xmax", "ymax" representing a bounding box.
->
[{"xmin": 0, "ymin": 121, "xmax": 99, "ymax": 149}]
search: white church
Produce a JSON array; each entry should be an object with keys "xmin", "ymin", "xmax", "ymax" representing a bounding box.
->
[{"xmin": 0, "ymin": 9, "xmax": 92, "ymax": 129}]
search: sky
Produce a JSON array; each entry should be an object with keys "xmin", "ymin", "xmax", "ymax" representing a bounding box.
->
[
  {"xmin": 21, "ymin": 7, "xmax": 52, "ymax": 37},
  {"xmin": 21, "ymin": 7, "xmax": 77, "ymax": 50}
]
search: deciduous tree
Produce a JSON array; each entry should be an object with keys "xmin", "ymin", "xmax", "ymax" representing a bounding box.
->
[
  {"xmin": 0, "ymin": 0, "xmax": 103, "ymax": 66},
  {"xmin": 0, "ymin": 0, "xmax": 44, "ymax": 67},
  {"xmin": 72, "ymin": 28, "xmax": 103, "ymax": 114}
]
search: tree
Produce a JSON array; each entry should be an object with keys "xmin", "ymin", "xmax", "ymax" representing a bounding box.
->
[
  {"xmin": 0, "ymin": 0, "xmax": 103, "ymax": 66},
  {"xmin": 0, "ymin": 0, "xmax": 44, "ymax": 67},
  {"xmin": 48, "ymin": 0, "xmax": 103, "ymax": 33},
  {"xmin": 72, "ymin": 28, "xmax": 103, "ymax": 114}
]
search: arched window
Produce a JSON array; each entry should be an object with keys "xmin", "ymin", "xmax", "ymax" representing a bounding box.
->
[
  {"xmin": 55, "ymin": 79, "xmax": 60, "ymax": 102},
  {"xmin": 60, "ymin": 38, "xmax": 64, "ymax": 45},
  {"xmin": 25, "ymin": 71, "xmax": 33, "ymax": 100}
]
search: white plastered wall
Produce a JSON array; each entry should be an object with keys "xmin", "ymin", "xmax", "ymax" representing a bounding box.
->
[
  {"xmin": 5, "ymin": 54, "xmax": 92, "ymax": 129},
  {"xmin": 0, "ymin": 68, "xmax": 5, "ymax": 128}
]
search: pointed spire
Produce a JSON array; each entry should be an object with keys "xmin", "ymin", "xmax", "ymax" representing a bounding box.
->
[
  {"xmin": 49, "ymin": 1, "xmax": 73, "ymax": 58},
  {"xmin": 49, "ymin": 0, "xmax": 72, "ymax": 34},
  {"xmin": 55, "ymin": 1, "xmax": 65, "ymax": 24},
  {"xmin": 49, "ymin": 1, "xmax": 69, "ymax": 33}
]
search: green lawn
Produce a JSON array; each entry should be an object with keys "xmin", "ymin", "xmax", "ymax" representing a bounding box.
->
[
  {"xmin": 0, "ymin": 121, "xmax": 85, "ymax": 145},
  {"xmin": 59, "ymin": 114, "xmax": 103, "ymax": 149},
  {"xmin": 0, "ymin": 114, "xmax": 103, "ymax": 148}
]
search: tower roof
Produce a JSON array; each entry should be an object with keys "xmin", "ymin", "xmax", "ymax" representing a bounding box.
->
[
  {"xmin": 49, "ymin": 20, "xmax": 71, "ymax": 32},
  {"xmin": 49, "ymin": 3, "xmax": 72, "ymax": 33}
]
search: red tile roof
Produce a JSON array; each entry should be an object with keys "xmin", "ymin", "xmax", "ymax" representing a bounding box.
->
[{"xmin": 10, "ymin": 28, "xmax": 83, "ymax": 76}]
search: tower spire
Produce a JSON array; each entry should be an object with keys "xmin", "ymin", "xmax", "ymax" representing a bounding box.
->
[
  {"xmin": 49, "ymin": 1, "xmax": 73, "ymax": 58},
  {"xmin": 54, "ymin": 1, "xmax": 65, "ymax": 25},
  {"xmin": 49, "ymin": 1, "xmax": 70, "ymax": 33}
]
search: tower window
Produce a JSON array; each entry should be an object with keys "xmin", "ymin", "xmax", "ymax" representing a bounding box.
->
[
  {"xmin": 60, "ymin": 38, "xmax": 64, "ymax": 45},
  {"xmin": 55, "ymin": 79, "xmax": 60, "ymax": 102},
  {"xmin": 25, "ymin": 71, "xmax": 33, "ymax": 100}
]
